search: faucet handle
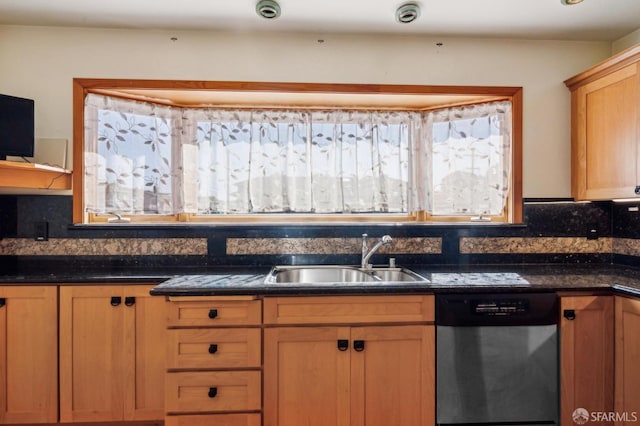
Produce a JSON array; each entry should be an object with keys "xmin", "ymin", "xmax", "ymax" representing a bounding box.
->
[{"xmin": 381, "ymin": 235, "xmax": 392, "ymax": 243}]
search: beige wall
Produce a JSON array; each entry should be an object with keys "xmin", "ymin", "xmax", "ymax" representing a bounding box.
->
[
  {"xmin": 0, "ymin": 25, "xmax": 612, "ymax": 197},
  {"xmin": 613, "ymin": 28, "xmax": 640, "ymax": 54}
]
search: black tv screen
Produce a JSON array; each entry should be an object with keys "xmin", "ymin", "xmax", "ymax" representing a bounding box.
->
[{"xmin": 0, "ymin": 94, "xmax": 35, "ymax": 161}]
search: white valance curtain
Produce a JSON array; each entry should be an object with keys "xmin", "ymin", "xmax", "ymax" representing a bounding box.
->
[{"xmin": 84, "ymin": 94, "xmax": 511, "ymax": 217}]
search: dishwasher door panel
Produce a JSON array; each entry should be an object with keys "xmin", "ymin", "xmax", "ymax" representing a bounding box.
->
[{"xmin": 436, "ymin": 325, "xmax": 558, "ymax": 426}]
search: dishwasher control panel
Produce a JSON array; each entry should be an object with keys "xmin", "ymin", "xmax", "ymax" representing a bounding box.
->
[
  {"xmin": 472, "ymin": 299, "xmax": 530, "ymax": 316},
  {"xmin": 436, "ymin": 293, "xmax": 558, "ymax": 326}
]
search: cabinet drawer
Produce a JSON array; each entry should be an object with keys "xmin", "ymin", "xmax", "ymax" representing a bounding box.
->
[
  {"xmin": 165, "ymin": 413, "xmax": 261, "ymax": 426},
  {"xmin": 167, "ymin": 299, "xmax": 262, "ymax": 327},
  {"xmin": 166, "ymin": 371, "xmax": 261, "ymax": 413},
  {"xmin": 264, "ymin": 295, "xmax": 434, "ymax": 325},
  {"xmin": 167, "ymin": 328, "xmax": 261, "ymax": 369}
]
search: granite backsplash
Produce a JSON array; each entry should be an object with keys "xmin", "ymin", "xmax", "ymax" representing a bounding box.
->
[{"xmin": 1, "ymin": 195, "xmax": 640, "ymax": 273}]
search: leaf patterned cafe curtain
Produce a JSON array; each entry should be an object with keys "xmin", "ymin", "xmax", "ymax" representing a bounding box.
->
[
  {"xmin": 181, "ymin": 108, "xmax": 415, "ymax": 214},
  {"xmin": 419, "ymin": 100, "xmax": 512, "ymax": 216}
]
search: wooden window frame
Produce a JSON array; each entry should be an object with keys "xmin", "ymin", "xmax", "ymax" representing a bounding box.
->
[{"xmin": 73, "ymin": 78, "xmax": 523, "ymax": 224}]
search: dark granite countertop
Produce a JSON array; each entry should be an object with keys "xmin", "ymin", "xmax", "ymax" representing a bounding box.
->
[
  {"xmin": 0, "ymin": 266, "xmax": 270, "ymax": 285},
  {"xmin": 2, "ymin": 263, "xmax": 640, "ymax": 297},
  {"xmin": 148, "ymin": 264, "xmax": 640, "ymax": 298},
  {"xmin": 0, "ymin": 272, "xmax": 171, "ymax": 284}
]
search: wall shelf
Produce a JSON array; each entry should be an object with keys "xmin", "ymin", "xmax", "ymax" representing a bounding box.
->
[{"xmin": 0, "ymin": 160, "xmax": 72, "ymax": 190}]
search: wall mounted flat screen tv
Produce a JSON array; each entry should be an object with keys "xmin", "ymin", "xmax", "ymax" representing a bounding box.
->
[{"xmin": 0, "ymin": 94, "xmax": 35, "ymax": 161}]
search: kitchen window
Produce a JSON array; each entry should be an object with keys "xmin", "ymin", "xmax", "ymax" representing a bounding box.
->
[{"xmin": 73, "ymin": 79, "xmax": 522, "ymax": 224}]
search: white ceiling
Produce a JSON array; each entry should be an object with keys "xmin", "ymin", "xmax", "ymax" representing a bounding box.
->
[{"xmin": 0, "ymin": 0, "xmax": 639, "ymax": 41}]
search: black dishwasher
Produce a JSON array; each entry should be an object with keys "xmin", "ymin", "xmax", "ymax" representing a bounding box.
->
[{"xmin": 436, "ymin": 292, "xmax": 559, "ymax": 426}]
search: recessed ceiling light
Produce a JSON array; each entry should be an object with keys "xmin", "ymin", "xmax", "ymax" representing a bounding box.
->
[
  {"xmin": 396, "ymin": 2, "xmax": 420, "ymax": 23},
  {"xmin": 256, "ymin": 0, "xmax": 281, "ymax": 19},
  {"xmin": 561, "ymin": 0, "xmax": 584, "ymax": 5}
]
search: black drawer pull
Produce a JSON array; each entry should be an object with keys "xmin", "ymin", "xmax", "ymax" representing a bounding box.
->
[
  {"xmin": 110, "ymin": 296, "xmax": 122, "ymax": 306},
  {"xmin": 337, "ymin": 339, "xmax": 349, "ymax": 351},
  {"xmin": 208, "ymin": 387, "xmax": 218, "ymax": 398},
  {"xmin": 0, "ymin": 298, "xmax": 5, "ymax": 308},
  {"xmin": 564, "ymin": 309, "xmax": 576, "ymax": 320},
  {"xmin": 635, "ymin": 185, "xmax": 640, "ymax": 195},
  {"xmin": 124, "ymin": 296, "xmax": 136, "ymax": 306},
  {"xmin": 209, "ymin": 344, "xmax": 218, "ymax": 354},
  {"xmin": 354, "ymin": 340, "xmax": 366, "ymax": 352},
  {"xmin": 208, "ymin": 309, "xmax": 218, "ymax": 319}
]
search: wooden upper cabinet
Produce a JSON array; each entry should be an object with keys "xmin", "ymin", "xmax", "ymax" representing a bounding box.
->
[
  {"xmin": 0, "ymin": 286, "xmax": 58, "ymax": 424},
  {"xmin": 565, "ymin": 45, "xmax": 640, "ymax": 200}
]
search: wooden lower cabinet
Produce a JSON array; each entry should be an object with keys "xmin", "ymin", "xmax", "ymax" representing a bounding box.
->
[
  {"xmin": 59, "ymin": 284, "xmax": 165, "ymax": 423},
  {"xmin": 615, "ymin": 296, "xmax": 640, "ymax": 425},
  {"xmin": 560, "ymin": 295, "xmax": 614, "ymax": 426},
  {"xmin": 264, "ymin": 326, "xmax": 350, "ymax": 426},
  {"xmin": 164, "ymin": 413, "xmax": 262, "ymax": 426},
  {"xmin": 264, "ymin": 324, "xmax": 435, "ymax": 426},
  {"xmin": 164, "ymin": 296, "xmax": 263, "ymax": 424},
  {"xmin": 0, "ymin": 286, "xmax": 58, "ymax": 424},
  {"xmin": 351, "ymin": 326, "xmax": 434, "ymax": 426}
]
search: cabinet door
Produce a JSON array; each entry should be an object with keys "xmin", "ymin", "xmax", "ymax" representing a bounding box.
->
[
  {"xmin": 350, "ymin": 325, "xmax": 435, "ymax": 426},
  {"xmin": 615, "ymin": 296, "xmax": 640, "ymax": 426},
  {"xmin": 573, "ymin": 63, "xmax": 639, "ymax": 200},
  {"xmin": 0, "ymin": 286, "xmax": 57, "ymax": 424},
  {"xmin": 59, "ymin": 285, "xmax": 126, "ymax": 422},
  {"xmin": 560, "ymin": 296, "xmax": 614, "ymax": 425},
  {"xmin": 264, "ymin": 327, "xmax": 351, "ymax": 426},
  {"xmin": 122, "ymin": 285, "xmax": 165, "ymax": 421}
]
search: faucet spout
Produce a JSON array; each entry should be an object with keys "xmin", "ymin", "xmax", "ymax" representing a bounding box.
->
[{"xmin": 361, "ymin": 234, "xmax": 393, "ymax": 269}]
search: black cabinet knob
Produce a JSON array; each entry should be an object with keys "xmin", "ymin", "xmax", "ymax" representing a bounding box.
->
[
  {"xmin": 110, "ymin": 296, "xmax": 122, "ymax": 306},
  {"xmin": 208, "ymin": 344, "xmax": 218, "ymax": 354},
  {"xmin": 0, "ymin": 298, "xmax": 5, "ymax": 308},
  {"xmin": 563, "ymin": 309, "xmax": 576, "ymax": 320},
  {"xmin": 337, "ymin": 339, "xmax": 349, "ymax": 351},
  {"xmin": 208, "ymin": 309, "xmax": 218, "ymax": 319},
  {"xmin": 354, "ymin": 340, "xmax": 366, "ymax": 352},
  {"xmin": 208, "ymin": 387, "xmax": 218, "ymax": 398},
  {"xmin": 124, "ymin": 296, "xmax": 136, "ymax": 306},
  {"xmin": 635, "ymin": 186, "xmax": 640, "ymax": 195}
]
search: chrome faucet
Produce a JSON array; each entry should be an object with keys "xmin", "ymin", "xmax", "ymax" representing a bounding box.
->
[{"xmin": 361, "ymin": 234, "xmax": 393, "ymax": 269}]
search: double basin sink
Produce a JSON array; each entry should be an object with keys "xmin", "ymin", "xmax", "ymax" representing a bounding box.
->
[{"xmin": 264, "ymin": 265, "xmax": 428, "ymax": 285}]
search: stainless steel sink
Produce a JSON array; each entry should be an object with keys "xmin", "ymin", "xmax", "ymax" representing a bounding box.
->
[
  {"xmin": 368, "ymin": 267, "xmax": 427, "ymax": 282},
  {"xmin": 264, "ymin": 265, "xmax": 428, "ymax": 284}
]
